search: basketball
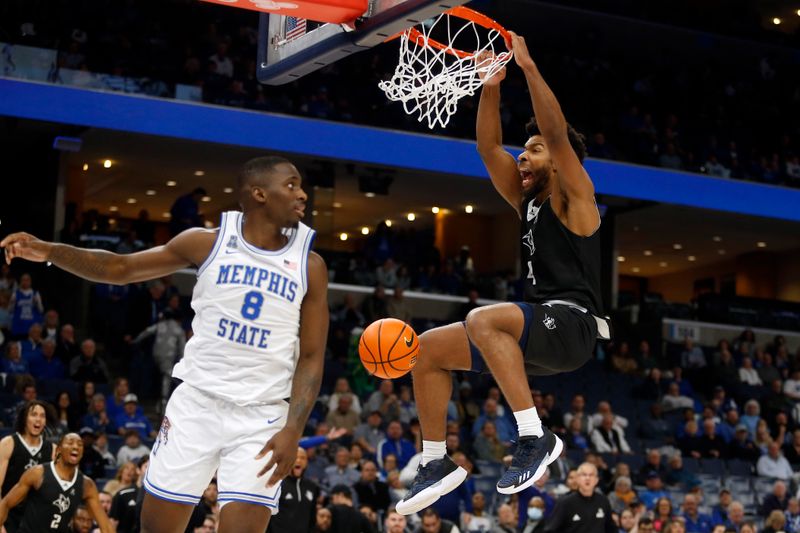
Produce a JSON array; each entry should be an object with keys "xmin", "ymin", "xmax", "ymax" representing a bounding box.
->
[{"xmin": 359, "ymin": 318, "xmax": 420, "ymax": 379}]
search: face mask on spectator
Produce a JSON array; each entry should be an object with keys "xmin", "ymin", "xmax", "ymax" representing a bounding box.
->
[{"xmin": 528, "ymin": 508, "xmax": 543, "ymax": 520}]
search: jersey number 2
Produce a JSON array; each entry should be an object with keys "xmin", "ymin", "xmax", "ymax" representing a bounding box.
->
[
  {"xmin": 240, "ymin": 290, "xmax": 265, "ymax": 320},
  {"xmin": 50, "ymin": 514, "xmax": 61, "ymax": 528}
]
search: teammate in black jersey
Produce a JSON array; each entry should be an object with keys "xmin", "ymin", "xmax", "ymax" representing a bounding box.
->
[
  {"xmin": 0, "ymin": 433, "xmax": 113, "ymax": 533},
  {"xmin": 397, "ymin": 33, "xmax": 610, "ymax": 515},
  {"xmin": 0, "ymin": 400, "xmax": 56, "ymax": 532}
]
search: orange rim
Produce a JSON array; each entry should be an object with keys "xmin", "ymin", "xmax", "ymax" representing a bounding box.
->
[{"xmin": 387, "ymin": 6, "xmax": 512, "ymax": 60}]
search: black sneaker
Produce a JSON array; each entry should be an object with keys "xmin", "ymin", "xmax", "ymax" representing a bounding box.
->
[
  {"xmin": 396, "ymin": 455, "xmax": 468, "ymax": 515},
  {"xmin": 496, "ymin": 428, "xmax": 563, "ymax": 494}
]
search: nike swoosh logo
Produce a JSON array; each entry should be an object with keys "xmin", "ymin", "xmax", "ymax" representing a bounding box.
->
[
  {"xmin": 225, "ymin": 248, "xmax": 237, "ymax": 254},
  {"xmin": 404, "ymin": 334, "xmax": 414, "ymax": 348},
  {"xmin": 267, "ymin": 416, "xmax": 282, "ymax": 424}
]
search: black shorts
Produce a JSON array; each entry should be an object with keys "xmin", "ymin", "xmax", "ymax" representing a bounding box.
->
[{"xmin": 468, "ymin": 302, "xmax": 598, "ymax": 376}]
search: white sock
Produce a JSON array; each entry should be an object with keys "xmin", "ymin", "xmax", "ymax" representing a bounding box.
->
[
  {"xmin": 421, "ymin": 440, "xmax": 446, "ymax": 466},
  {"xmin": 515, "ymin": 406, "xmax": 544, "ymax": 438}
]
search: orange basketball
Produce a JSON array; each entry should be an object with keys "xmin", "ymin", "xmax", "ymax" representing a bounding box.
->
[{"xmin": 358, "ymin": 318, "xmax": 420, "ymax": 379}]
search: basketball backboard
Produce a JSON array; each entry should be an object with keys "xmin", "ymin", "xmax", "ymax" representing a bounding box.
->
[{"xmin": 255, "ymin": 0, "xmax": 470, "ymax": 85}]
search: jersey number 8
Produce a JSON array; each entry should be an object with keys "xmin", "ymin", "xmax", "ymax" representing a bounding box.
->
[{"xmin": 241, "ymin": 290, "xmax": 265, "ymax": 320}]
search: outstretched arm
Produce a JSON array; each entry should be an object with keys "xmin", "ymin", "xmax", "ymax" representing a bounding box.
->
[
  {"xmin": 1, "ymin": 227, "xmax": 217, "ymax": 285},
  {"xmin": 476, "ymin": 54, "xmax": 524, "ymax": 217},
  {"xmin": 83, "ymin": 478, "xmax": 114, "ymax": 533},
  {"xmin": 510, "ymin": 32, "xmax": 599, "ymax": 236},
  {"xmin": 257, "ymin": 252, "xmax": 329, "ymax": 487},
  {"xmin": 0, "ymin": 466, "xmax": 41, "ymax": 525}
]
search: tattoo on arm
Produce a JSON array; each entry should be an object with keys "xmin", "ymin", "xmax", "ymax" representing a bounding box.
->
[
  {"xmin": 48, "ymin": 244, "xmax": 122, "ymax": 283},
  {"xmin": 286, "ymin": 356, "xmax": 323, "ymax": 432}
]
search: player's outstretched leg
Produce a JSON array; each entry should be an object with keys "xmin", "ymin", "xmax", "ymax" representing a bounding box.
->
[
  {"xmin": 465, "ymin": 303, "xmax": 563, "ymax": 495},
  {"xmin": 396, "ymin": 323, "xmax": 472, "ymax": 515}
]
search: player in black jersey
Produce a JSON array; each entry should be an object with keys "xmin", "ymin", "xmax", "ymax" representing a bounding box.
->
[
  {"xmin": 0, "ymin": 433, "xmax": 113, "ymax": 533},
  {"xmin": 0, "ymin": 400, "xmax": 56, "ymax": 532},
  {"xmin": 397, "ymin": 33, "xmax": 610, "ymax": 516}
]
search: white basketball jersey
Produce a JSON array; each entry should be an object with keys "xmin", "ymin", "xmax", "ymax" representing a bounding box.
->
[{"xmin": 173, "ymin": 211, "xmax": 316, "ymax": 405}]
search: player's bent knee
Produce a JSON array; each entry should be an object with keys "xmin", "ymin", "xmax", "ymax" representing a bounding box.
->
[{"xmin": 464, "ymin": 307, "xmax": 495, "ymax": 345}]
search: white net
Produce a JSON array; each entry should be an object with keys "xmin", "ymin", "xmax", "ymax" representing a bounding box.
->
[{"xmin": 378, "ymin": 8, "xmax": 513, "ymax": 129}]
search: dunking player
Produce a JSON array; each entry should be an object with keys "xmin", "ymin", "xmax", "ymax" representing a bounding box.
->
[
  {"xmin": 397, "ymin": 33, "xmax": 610, "ymax": 514},
  {"xmin": 0, "ymin": 433, "xmax": 113, "ymax": 532},
  {"xmin": 1, "ymin": 156, "xmax": 329, "ymax": 533},
  {"xmin": 0, "ymin": 400, "xmax": 56, "ymax": 532}
]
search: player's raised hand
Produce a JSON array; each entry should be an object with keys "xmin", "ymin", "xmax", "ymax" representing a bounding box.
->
[
  {"xmin": 476, "ymin": 51, "xmax": 506, "ymax": 87},
  {"xmin": 508, "ymin": 31, "xmax": 536, "ymax": 71},
  {"xmin": 255, "ymin": 427, "xmax": 300, "ymax": 488},
  {"xmin": 0, "ymin": 232, "xmax": 51, "ymax": 265}
]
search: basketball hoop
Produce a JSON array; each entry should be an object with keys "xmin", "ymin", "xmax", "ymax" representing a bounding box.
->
[{"xmin": 379, "ymin": 6, "xmax": 513, "ymax": 129}]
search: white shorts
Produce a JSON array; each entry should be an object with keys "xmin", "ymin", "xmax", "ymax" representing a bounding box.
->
[{"xmin": 144, "ymin": 382, "xmax": 288, "ymax": 511}]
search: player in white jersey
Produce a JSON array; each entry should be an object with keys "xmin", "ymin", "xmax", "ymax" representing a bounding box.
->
[{"xmin": 1, "ymin": 156, "xmax": 329, "ymax": 533}]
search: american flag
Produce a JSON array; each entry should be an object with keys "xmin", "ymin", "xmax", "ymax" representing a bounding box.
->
[
  {"xmin": 284, "ymin": 258, "xmax": 298, "ymax": 271},
  {"xmin": 285, "ymin": 16, "xmax": 307, "ymax": 41}
]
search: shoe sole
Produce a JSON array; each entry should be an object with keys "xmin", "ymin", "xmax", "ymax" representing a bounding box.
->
[
  {"xmin": 395, "ymin": 465, "xmax": 469, "ymax": 516},
  {"xmin": 496, "ymin": 434, "xmax": 564, "ymax": 495}
]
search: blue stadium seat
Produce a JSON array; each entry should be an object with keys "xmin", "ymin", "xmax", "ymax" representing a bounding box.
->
[
  {"xmin": 107, "ymin": 435, "xmax": 124, "ymax": 455},
  {"xmin": 104, "ymin": 466, "xmax": 117, "ymax": 479},
  {"xmin": 682, "ymin": 457, "xmax": 701, "ymax": 473},
  {"xmin": 38, "ymin": 379, "xmax": 79, "ymax": 401},
  {"xmin": 699, "ymin": 458, "xmax": 724, "ymax": 476},
  {"xmin": 726, "ymin": 459, "xmax": 753, "ymax": 477}
]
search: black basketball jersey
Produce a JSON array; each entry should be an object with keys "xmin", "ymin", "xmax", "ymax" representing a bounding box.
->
[
  {"xmin": 18, "ymin": 462, "xmax": 84, "ymax": 533},
  {"xmin": 2, "ymin": 434, "xmax": 52, "ymax": 533},
  {"xmin": 519, "ymin": 195, "xmax": 603, "ymax": 315}
]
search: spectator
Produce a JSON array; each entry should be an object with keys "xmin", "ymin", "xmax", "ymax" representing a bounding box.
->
[
  {"xmin": 698, "ymin": 419, "xmax": 726, "ymax": 459},
  {"xmin": 758, "ymin": 353, "xmax": 781, "ymax": 385},
  {"xmin": 542, "ymin": 462, "xmax": 615, "ymax": 532},
  {"xmin": 637, "ymin": 340, "xmax": 658, "ymax": 373},
  {"xmin": 618, "ymin": 509, "xmax": 640, "ymax": 533},
  {"xmin": 727, "ymin": 424, "xmax": 760, "ymax": 463},
  {"xmin": 784, "ymin": 498, "xmax": 800, "ymax": 533},
  {"xmin": 386, "ymin": 286, "xmax": 412, "ymax": 323},
  {"xmin": 42, "ymin": 309, "xmax": 59, "ymax": 341},
  {"xmin": 2, "ymin": 342, "xmax": 28, "ymax": 375},
  {"xmin": 640, "ymin": 471, "xmax": 670, "ymax": 510},
  {"xmin": 680, "ymin": 338, "xmax": 707, "ymax": 368},
  {"xmin": 362, "ymin": 285, "xmax": 389, "ymax": 324},
  {"xmin": 472, "ymin": 420, "xmax": 507, "ymax": 463},
  {"xmin": 710, "ymin": 489, "xmax": 732, "ymax": 526},
  {"xmin": 590, "ymin": 401, "xmax": 629, "ymax": 432},
  {"xmin": 517, "ymin": 470, "xmax": 555, "ymax": 530},
  {"xmin": 563, "ymin": 394, "xmax": 591, "ymax": 433},
  {"xmin": 564, "ymin": 417, "xmax": 590, "ymax": 451},
  {"xmin": 398, "ymin": 385, "xmax": 417, "ymax": 425},
  {"xmin": 106, "ymin": 378, "xmax": 142, "ymax": 421},
  {"xmin": 325, "ymin": 394, "xmax": 361, "ymax": 436},
  {"xmin": 53, "ymin": 391, "xmax": 79, "ymax": 433},
  {"xmin": 55, "ymin": 324, "xmax": 79, "ymax": 365},
  {"xmin": 740, "ymin": 400, "xmax": 762, "ymax": 438},
  {"xmin": 638, "ymin": 449, "xmax": 666, "ymax": 485},
  {"xmin": 93, "ymin": 432, "xmax": 116, "ymax": 466},
  {"xmin": 384, "ymin": 509, "xmax": 408, "ymax": 533},
  {"xmin": 354, "ymin": 460, "xmax": 390, "ymax": 515},
  {"xmin": 783, "ymin": 429, "xmax": 800, "ymax": 465},
  {"xmin": 328, "ymin": 484, "xmax": 375, "ymax": 533},
  {"xmin": 115, "ymin": 394, "xmax": 154, "ymax": 440},
  {"xmin": 69, "ymin": 339, "xmax": 111, "ymax": 383},
  {"xmin": 354, "ymin": 410, "xmax": 384, "ymax": 457},
  {"xmin": 738, "ymin": 357, "xmax": 762, "ymax": 386},
  {"xmin": 81, "ymin": 393, "xmax": 115, "ymax": 435},
  {"xmin": 328, "ymin": 377, "xmax": 363, "ymax": 417},
  {"xmin": 784, "ymin": 370, "xmax": 800, "ymax": 402},
  {"xmin": 268, "ymin": 447, "xmax": 320, "ymax": 533},
  {"xmin": 611, "ymin": 341, "xmax": 638, "ymax": 374},
  {"xmin": 377, "ymin": 421, "xmax": 416, "ymax": 470},
  {"xmin": 472, "ymin": 398, "xmax": 515, "ymax": 445},
  {"xmin": 461, "ymin": 492, "xmax": 494, "ymax": 533},
  {"xmin": 662, "ymin": 382, "xmax": 694, "ymax": 412},
  {"xmin": 757, "ymin": 442, "xmax": 794, "ymax": 480},
  {"xmin": 639, "ymin": 368, "xmax": 666, "ymax": 402},
  {"xmin": 764, "ymin": 510, "xmax": 788, "ymax": 533},
  {"xmin": 116, "ymin": 429, "xmax": 150, "ymax": 466},
  {"xmin": 607, "ymin": 476, "xmax": 637, "ymax": 514},
  {"xmin": 364, "ymin": 379, "xmax": 401, "ymax": 422},
  {"xmin": 494, "ymin": 503, "xmax": 518, "ymax": 533},
  {"xmin": 718, "ymin": 409, "xmax": 740, "ymax": 444},
  {"xmin": 8, "ymin": 273, "xmax": 43, "ymax": 338},
  {"xmin": 711, "ymin": 349, "xmax": 739, "ymax": 390},
  {"xmin": 590, "ymin": 413, "xmax": 631, "ymax": 454},
  {"xmin": 131, "ymin": 307, "xmax": 185, "ymax": 408},
  {"xmin": 108, "ymin": 456, "xmax": 148, "ymax": 533},
  {"xmin": 665, "ymin": 454, "xmax": 699, "ymax": 491},
  {"xmin": 641, "ymin": 403, "xmax": 673, "ymax": 442},
  {"xmin": 519, "ymin": 496, "xmax": 545, "ymax": 533},
  {"xmin": 376, "ymin": 259, "xmax": 399, "ymax": 289},
  {"xmin": 78, "ymin": 427, "xmax": 107, "ymax": 480},
  {"xmin": 103, "ymin": 461, "xmax": 136, "ymax": 497},
  {"xmin": 761, "ymin": 480, "xmax": 790, "ymax": 517},
  {"xmin": 416, "ymin": 507, "xmax": 459, "ymax": 533},
  {"xmin": 316, "ymin": 507, "xmax": 333, "ymax": 532},
  {"xmin": 29, "ymin": 338, "xmax": 64, "ymax": 380},
  {"xmin": 19, "ymin": 323, "xmax": 43, "ymax": 361},
  {"xmin": 168, "ymin": 187, "xmax": 206, "ymax": 235},
  {"xmin": 678, "ymin": 420, "xmax": 704, "ymax": 459},
  {"xmin": 724, "ymin": 502, "xmax": 745, "ymax": 531},
  {"xmin": 324, "ymin": 447, "xmax": 361, "ymax": 490},
  {"xmin": 681, "ymin": 493, "xmax": 713, "ymax": 533},
  {"xmin": 653, "ymin": 497, "xmax": 674, "ymax": 532}
]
